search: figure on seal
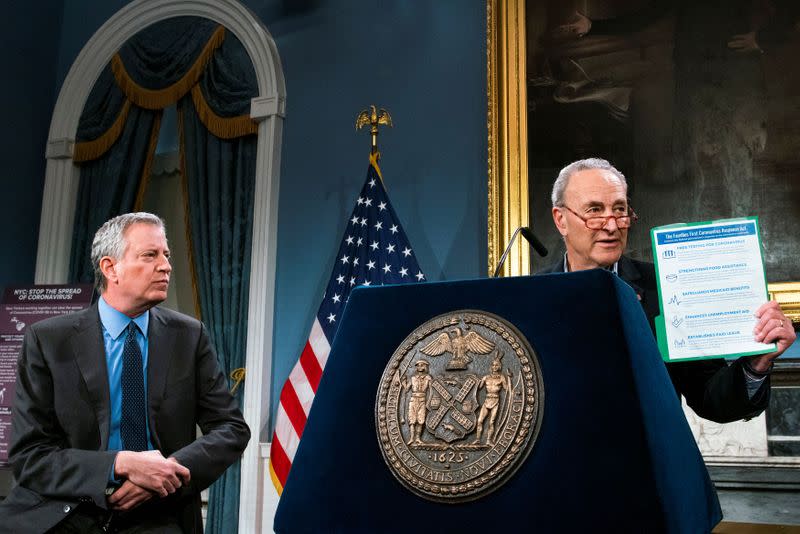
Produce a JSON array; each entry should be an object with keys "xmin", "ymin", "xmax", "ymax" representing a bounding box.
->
[
  {"xmin": 473, "ymin": 355, "xmax": 511, "ymax": 446},
  {"xmin": 404, "ymin": 360, "xmax": 432, "ymax": 445}
]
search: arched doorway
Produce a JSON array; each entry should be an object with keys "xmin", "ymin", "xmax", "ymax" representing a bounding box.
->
[{"xmin": 35, "ymin": 1, "xmax": 284, "ymax": 530}]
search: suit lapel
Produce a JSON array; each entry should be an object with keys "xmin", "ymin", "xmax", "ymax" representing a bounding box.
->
[
  {"xmin": 538, "ymin": 256, "xmax": 566, "ymax": 274},
  {"xmin": 146, "ymin": 307, "xmax": 173, "ymax": 448},
  {"xmin": 71, "ymin": 305, "xmax": 111, "ymax": 449},
  {"xmin": 617, "ymin": 255, "xmax": 644, "ymax": 299}
]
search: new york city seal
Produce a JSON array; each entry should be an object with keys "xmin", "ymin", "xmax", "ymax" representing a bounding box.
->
[{"xmin": 375, "ymin": 310, "xmax": 544, "ymax": 502}]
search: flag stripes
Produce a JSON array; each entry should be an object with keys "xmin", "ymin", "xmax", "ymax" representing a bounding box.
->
[{"xmin": 268, "ymin": 155, "xmax": 424, "ymax": 494}]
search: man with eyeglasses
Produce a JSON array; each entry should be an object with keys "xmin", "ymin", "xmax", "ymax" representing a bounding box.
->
[{"xmin": 539, "ymin": 158, "xmax": 796, "ymax": 423}]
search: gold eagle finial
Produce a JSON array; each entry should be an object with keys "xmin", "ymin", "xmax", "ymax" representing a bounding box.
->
[{"xmin": 355, "ymin": 105, "xmax": 393, "ymax": 156}]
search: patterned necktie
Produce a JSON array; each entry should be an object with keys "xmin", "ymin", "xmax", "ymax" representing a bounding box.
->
[{"xmin": 121, "ymin": 322, "xmax": 147, "ymax": 451}]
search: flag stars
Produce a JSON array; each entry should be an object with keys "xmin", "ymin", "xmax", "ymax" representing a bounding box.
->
[
  {"xmin": 345, "ymin": 236, "xmax": 354, "ymax": 245},
  {"xmin": 402, "ymin": 247, "xmax": 412, "ymax": 257},
  {"xmin": 368, "ymin": 178, "xmax": 376, "ymax": 188},
  {"xmin": 416, "ymin": 271, "xmax": 425, "ymax": 281},
  {"xmin": 364, "ymin": 198, "xmax": 373, "ymax": 207},
  {"xmin": 351, "ymin": 215, "xmax": 360, "ymax": 225},
  {"xmin": 399, "ymin": 267, "xmax": 408, "ymax": 277},
  {"xmin": 332, "ymin": 293, "xmax": 341, "ymax": 303},
  {"xmin": 367, "ymin": 260, "xmax": 376, "ymax": 270},
  {"xmin": 370, "ymin": 241, "xmax": 379, "ymax": 251},
  {"xmin": 359, "ymin": 217, "xmax": 367, "ymax": 227},
  {"xmin": 383, "ymin": 264, "xmax": 392, "ymax": 274},
  {"xmin": 353, "ymin": 257, "xmax": 360, "ymax": 267},
  {"xmin": 356, "ymin": 237, "xmax": 363, "ymax": 247},
  {"xmin": 356, "ymin": 197, "xmax": 364, "ymax": 205},
  {"xmin": 350, "ymin": 276, "xmax": 356, "ymax": 286},
  {"xmin": 378, "ymin": 202, "xmax": 387, "ymax": 211},
  {"xmin": 340, "ymin": 254, "xmax": 350, "ymax": 264},
  {"xmin": 363, "ymin": 280, "xmax": 372, "ymax": 286},
  {"xmin": 336, "ymin": 274, "xmax": 345, "ymax": 284},
  {"xmin": 386, "ymin": 244, "xmax": 396, "ymax": 254},
  {"xmin": 390, "ymin": 224, "xmax": 399, "ymax": 234},
  {"xmin": 374, "ymin": 221, "xmax": 383, "ymax": 231},
  {"xmin": 327, "ymin": 313, "xmax": 336, "ymax": 323}
]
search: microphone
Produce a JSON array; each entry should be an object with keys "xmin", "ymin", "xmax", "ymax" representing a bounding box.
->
[
  {"xmin": 493, "ymin": 226, "xmax": 549, "ymax": 278},
  {"xmin": 519, "ymin": 227, "xmax": 549, "ymax": 258}
]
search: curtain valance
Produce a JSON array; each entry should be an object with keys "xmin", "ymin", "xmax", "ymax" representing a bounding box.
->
[{"xmin": 74, "ymin": 17, "xmax": 257, "ymax": 162}]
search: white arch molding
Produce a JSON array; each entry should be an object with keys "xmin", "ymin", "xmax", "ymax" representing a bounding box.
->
[{"xmin": 36, "ymin": 1, "xmax": 285, "ymax": 531}]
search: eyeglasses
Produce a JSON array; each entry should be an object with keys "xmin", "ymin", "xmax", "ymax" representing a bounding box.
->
[{"xmin": 559, "ymin": 205, "xmax": 638, "ymax": 230}]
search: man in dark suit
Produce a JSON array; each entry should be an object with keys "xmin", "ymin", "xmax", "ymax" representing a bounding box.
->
[
  {"xmin": 539, "ymin": 158, "xmax": 796, "ymax": 423},
  {"xmin": 1, "ymin": 212, "xmax": 250, "ymax": 533}
]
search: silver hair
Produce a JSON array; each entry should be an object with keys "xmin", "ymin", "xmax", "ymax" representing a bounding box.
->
[
  {"xmin": 551, "ymin": 158, "xmax": 627, "ymax": 207},
  {"xmin": 91, "ymin": 212, "xmax": 165, "ymax": 292}
]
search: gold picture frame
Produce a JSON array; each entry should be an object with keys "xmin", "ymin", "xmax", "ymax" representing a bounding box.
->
[
  {"xmin": 486, "ymin": 0, "xmax": 799, "ymax": 324},
  {"xmin": 769, "ymin": 282, "xmax": 800, "ymax": 325},
  {"xmin": 487, "ymin": 0, "xmax": 529, "ymax": 278}
]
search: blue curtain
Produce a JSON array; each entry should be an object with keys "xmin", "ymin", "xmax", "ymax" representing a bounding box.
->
[
  {"xmin": 181, "ymin": 30, "xmax": 257, "ymax": 534},
  {"xmin": 68, "ymin": 102, "xmax": 160, "ymax": 283},
  {"xmin": 75, "ymin": 66, "xmax": 127, "ymax": 143},
  {"xmin": 116, "ymin": 17, "xmax": 218, "ymax": 90},
  {"xmin": 181, "ymin": 97, "xmax": 255, "ymax": 534}
]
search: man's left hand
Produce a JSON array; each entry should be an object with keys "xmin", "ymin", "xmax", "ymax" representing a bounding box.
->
[
  {"xmin": 108, "ymin": 480, "xmax": 155, "ymax": 512},
  {"xmin": 750, "ymin": 301, "xmax": 796, "ymax": 372}
]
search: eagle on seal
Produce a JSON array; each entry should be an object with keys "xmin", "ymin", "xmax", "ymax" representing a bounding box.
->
[{"xmin": 420, "ymin": 327, "xmax": 495, "ymax": 370}]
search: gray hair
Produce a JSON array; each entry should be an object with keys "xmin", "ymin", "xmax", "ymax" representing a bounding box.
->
[
  {"xmin": 91, "ymin": 212, "xmax": 165, "ymax": 292},
  {"xmin": 551, "ymin": 158, "xmax": 627, "ymax": 207}
]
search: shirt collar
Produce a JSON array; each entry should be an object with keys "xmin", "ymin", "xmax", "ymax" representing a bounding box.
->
[
  {"xmin": 563, "ymin": 252, "xmax": 618, "ymax": 275},
  {"xmin": 98, "ymin": 296, "xmax": 149, "ymax": 340}
]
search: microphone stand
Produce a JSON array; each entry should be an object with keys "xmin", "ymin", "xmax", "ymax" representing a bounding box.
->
[{"xmin": 492, "ymin": 227, "xmax": 549, "ymax": 278}]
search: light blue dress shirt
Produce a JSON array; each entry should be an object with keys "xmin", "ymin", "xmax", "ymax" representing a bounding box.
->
[{"xmin": 98, "ymin": 296, "xmax": 154, "ymax": 452}]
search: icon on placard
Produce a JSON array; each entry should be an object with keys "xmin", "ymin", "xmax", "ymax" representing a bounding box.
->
[
  {"xmin": 671, "ymin": 315, "xmax": 683, "ymax": 327},
  {"xmin": 665, "ymin": 273, "xmax": 678, "ymax": 283},
  {"xmin": 662, "ymin": 250, "xmax": 676, "ymax": 259},
  {"xmin": 10, "ymin": 317, "xmax": 25, "ymax": 331},
  {"xmin": 668, "ymin": 295, "xmax": 681, "ymax": 306},
  {"xmin": 673, "ymin": 339, "xmax": 685, "ymax": 349}
]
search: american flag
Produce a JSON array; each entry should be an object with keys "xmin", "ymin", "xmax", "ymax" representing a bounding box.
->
[{"xmin": 269, "ymin": 154, "xmax": 425, "ymax": 493}]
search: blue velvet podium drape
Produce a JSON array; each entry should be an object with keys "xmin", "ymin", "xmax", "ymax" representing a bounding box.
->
[{"xmin": 275, "ymin": 270, "xmax": 721, "ymax": 533}]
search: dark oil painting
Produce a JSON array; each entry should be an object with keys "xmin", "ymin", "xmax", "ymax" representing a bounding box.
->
[{"xmin": 525, "ymin": 0, "xmax": 800, "ymax": 281}]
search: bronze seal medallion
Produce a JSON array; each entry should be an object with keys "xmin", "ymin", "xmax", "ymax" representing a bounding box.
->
[{"xmin": 375, "ymin": 310, "xmax": 544, "ymax": 502}]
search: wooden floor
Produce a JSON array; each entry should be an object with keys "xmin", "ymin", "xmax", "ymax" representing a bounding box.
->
[{"xmin": 715, "ymin": 523, "xmax": 800, "ymax": 533}]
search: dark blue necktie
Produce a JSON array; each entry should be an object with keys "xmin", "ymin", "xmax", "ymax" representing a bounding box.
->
[{"xmin": 121, "ymin": 322, "xmax": 147, "ymax": 451}]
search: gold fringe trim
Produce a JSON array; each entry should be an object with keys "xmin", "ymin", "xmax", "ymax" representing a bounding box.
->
[
  {"xmin": 73, "ymin": 99, "xmax": 132, "ymax": 162},
  {"xmin": 230, "ymin": 367, "xmax": 246, "ymax": 394},
  {"xmin": 133, "ymin": 110, "xmax": 163, "ymax": 211},
  {"xmin": 369, "ymin": 151, "xmax": 384, "ymax": 182},
  {"xmin": 269, "ymin": 460, "xmax": 284, "ymax": 496},
  {"xmin": 191, "ymin": 84, "xmax": 257, "ymax": 139},
  {"xmin": 178, "ymin": 102, "xmax": 204, "ymax": 321},
  {"xmin": 111, "ymin": 25, "xmax": 226, "ymax": 110}
]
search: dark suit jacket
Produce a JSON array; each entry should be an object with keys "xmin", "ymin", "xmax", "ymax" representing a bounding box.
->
[
  {"xmin": 0, "ymin": 304, "xmax": 250, "ymax": 533},
  {"xmin": 538, "ymin": 255, "xmax": 769, "ymax": 423}
]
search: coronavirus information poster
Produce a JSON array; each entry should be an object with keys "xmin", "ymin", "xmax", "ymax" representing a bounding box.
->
[{"xmin": 0, "ymin": 285, "xmax": 92, "ymax": 466}]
